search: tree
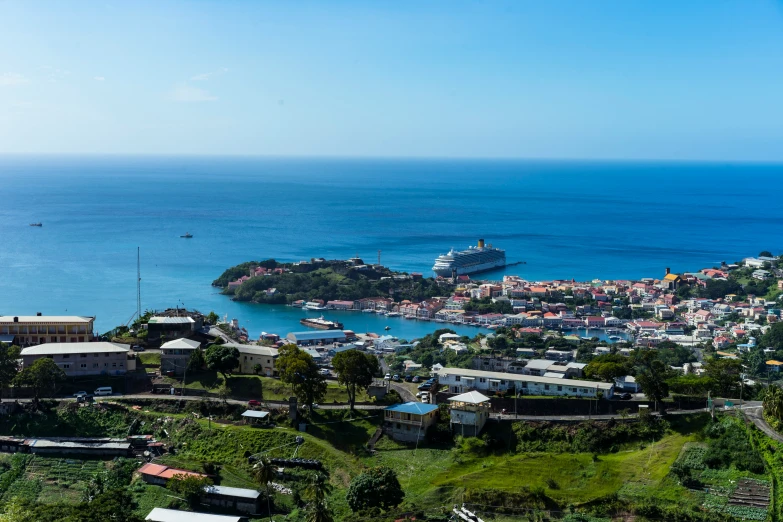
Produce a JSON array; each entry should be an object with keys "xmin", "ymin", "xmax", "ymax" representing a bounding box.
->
[
  {"xmin": 206, "ymin": 311, "xmax": 220, "ymax": 325},
  {"xmin": 276, "ymin": 344, "xmax": 327, "ymax": 412},
  {"xmin": 667, "ymin": 374, "xmax": 713, "ymax": 396},
  {"xmin": 187, "ymin": 347, "xmax": 205, "ymax": 372},
  {"xmin": 167, "ymin": 474, "xmax": 212, "ymax": 509},
  {"xmin": 0, "ymin": 344, "xmax": 21, "ymax": 401},
  {"xmin": 704, "ymin": 357, "xmax": 742, "ymax": 397},
  {"xmin": 217, "ymin": 383, "xmax": 231, "ymax": 404},
  {"xmin": 205, "ymin": 344, "xmax": 240, "ymax": 380},
  {"xmin": 80, "ymin": 488, "xmax": 145, "ymax": 522},
  {"xmin": 762, "ymin": 323, "xmax": 783, "ymax": 351},
  {"xmin": 305, "ymin": 473, "xmax": 334, "ymax": 522},
  {"xmin": 14, "ymin": 357, "xmax": 66, "ymax": 404},
  {"xmin": 763, "ymin": 386, "xmax": 783, "ymax": 421},
  {"xmin": 333, "ymin": 350, "xmax": 379, "ymax": 411},
  {"xmin": 633, "ymin": 350, "xmax": 671, "ymax": 409},
  {"xmin": 584, "ymin": 354, "xmax": 631, "ymax": 382},
  {"xmin": 346, "ymin": 466, "xmax": 404, "ymax": 513},
  {"xmin": 760, "ymin": 251, "xmax": 773, "ymax": 258},
  {"xmin": 253, "ymin": 456, "xmax": 276, "ymax": 521},
  {"xmin": 253, "ymin": 363, "xmax": 263, "ymax": 375},
  {"xmin": 0, "ymin": 497, "xmax": 33, "ymax": 522}
]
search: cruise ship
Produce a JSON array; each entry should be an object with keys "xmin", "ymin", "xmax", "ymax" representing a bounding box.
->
[{"xmin": 432, "ymin": 239, "xmax": 506, "ymax": 277}]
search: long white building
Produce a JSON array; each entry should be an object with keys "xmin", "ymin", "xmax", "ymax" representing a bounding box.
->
[{"xmin": 436, "ymin": 367, "xmax": 614, "ymax": 398}]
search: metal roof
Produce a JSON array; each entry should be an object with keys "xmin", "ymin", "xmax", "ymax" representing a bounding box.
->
[
  {"xmin": 0, "ymin": 335, "xmax": 15, "ymax": 343},
  {"xmin": 160, "ymin": 338, "xmax": 201, "ymax": 350},
  {"xmin": 436, "ymin": 367, "xmax": 614, "ymax": 390},
  {"xmin": 20, "ymin": 342, "xmax": 130, "ymax": 356},
  {"xmin": 542, "ymin": 372, "xmax": 566, "ymax": 379},
  {"xmin": 148, "ymin": 317, "xmax": 195, "ymax": 324},
  {"xmin": 241, "ymin": 410, "xmax": 269, "ymax": 419},
  {"xmin": 145, "ymin": 508, "xmax": 242, "ymax": 522},
  {"xmin": 385, "ymin": 402, "xmax": 438, "ymax": 415},
  {"xmin": 203, "ymin": 484, "xmax": 261, "ymax": 499},
  {"xmin": 286, "ymin": 331, "xmax": 347, "ymax": 341},
  {"xmin": 0, "ymin": 316, "xmax": 94, "ymax": 324},
  {"xmin": 448, "ymin": 391, "xmax": 490, "ymax": 404},
  {"xmin": 223, "ymin": 343, "xmax": 278, "ymax": 357}
]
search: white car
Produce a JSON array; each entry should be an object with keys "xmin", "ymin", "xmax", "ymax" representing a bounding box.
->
[
  {"xmin": 415, "ymin": 391, "xmax": 425, "ymax": 398},
  {"xmin": 320, "ymin": 369, "xmax": 330, "ymax": 376},
  {"xmin": 384, "ymin": 373, "xmax": 391, "ymax": 380}
]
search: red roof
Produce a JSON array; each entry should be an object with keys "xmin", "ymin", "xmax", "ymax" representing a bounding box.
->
[{"xmin": 138, "ymin": 463, "xmax": 206, "ymax": 480}]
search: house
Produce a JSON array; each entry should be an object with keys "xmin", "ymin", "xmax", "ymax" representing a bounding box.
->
[
  {"xmin": 436, "ymin": 368, "xmax": 613, "ymax": 398},
  {"xmin": 160, "ymin": 338, "xmax": 201, "ymax": 375},
  {"xmin": 0, "ymin": 315, "xmax": 95, "ymax": 346},
  {"xmin": 202, "ymin": 485, "xmax": 262, "ymax": 515},
  {"xmin": 138, "ymin": 463, "xmax": 207, "ymax": 486},
  {"xmin": 614, "ymin": 375, "xmax": 641, "ymax": 393},
  {"xmin": 523, "ymin": 359, "xmax": 554, "ymax": 376},
  {"xmin": 147, "ymin": 316, "xmax": 200, "ymax": 342},
  {"xmin": 438, "ymin": 333, "xmax": 461, "ymax": 343},
  {"xmin": 145, "ymin": 508, "xmax": 244, "ymax": 522},
  {"xmin": 20, "ymin": 342, "xmax": 133, "ymax": 377},
  {"xmin": 223, "ymin": 343, "xmax": 278, "ymax": 376},
  {"xmin": 448, "ymin": 391, "xmax": 491, "ymax": 437},
  {"xmin": 383, "ymin": 402, "xmax": 439, "ymax": 442},
  {"xmin": 326, "ymin": 300, "xmax": 355, "ymax": 310},
  {"xmin": 661, "ymin": 269, "xmax": 683, "ymax": 290}
]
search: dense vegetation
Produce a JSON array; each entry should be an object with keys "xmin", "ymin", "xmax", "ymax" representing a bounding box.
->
[{"xmin": 214, "ymin": 260, "xmax": 450, "ymax": 304}]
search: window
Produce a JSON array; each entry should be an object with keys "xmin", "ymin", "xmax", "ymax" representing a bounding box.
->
[
  {"xmin": 571, "ymin": 387, "xmax": 577, "ymax": 392},
  {"xmin": 544, "ymin": 384, "xmax": 550, "ymax": 391},
  {"xmin": 81, "ymin": 354, "xmax": 87, "ymax": 358},
  {"xmin": 406, "ymin": 425, "xmax": 410, "ymax": 431},
  {"xmin": 119, "ymin": 362, "xmax": 124, "ymax": 367},
  {"xmin": 396, "ymin": 423, "xmax": 401, "ymax": 429},
  {"xmin": 80, "ymin": 363, "xmax": 87, "ymax": 368},
  {"xmin": 557, "ymin": 386, "xmax": 562, "ymax": 392},
  {"xmin": 62, "ymin": 364, "xmax": 70, "ymax": 369},
  {"xmin": 104, "ymin": 363, "xmax": 108, "ymax": 367},
  {"xmin": 93, "ymin": 363, "xmax": 98, "ymax": 368},
  {"xmin": 62, "ymin": 354, "xmax": 70, "ymax": 359},
  {"xmin": 105, "ymin": 353, "xmax": 110, "ymax": 357},
  {"xmin": 455, "ymin": 376, "xmax": 461, "ymax": 382},
  {"xmin": 94, "ymin": 353, "xmax": 99, "ymax": 357},
  {"xmin": 112, "ymin": 363, "xmax": 117, "ymax": 367},
  {"xmin": 500, "ymin": 380, "xmax": 505, "ymax": 385},
  {"xmin": 479, "ymin": 378, "xmax": 486, "ymax": 383}
]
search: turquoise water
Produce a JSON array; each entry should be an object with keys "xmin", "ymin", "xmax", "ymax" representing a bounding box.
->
[{"xmin": 1, "ymin": 156, "xmax": 781, "ymax": 338}]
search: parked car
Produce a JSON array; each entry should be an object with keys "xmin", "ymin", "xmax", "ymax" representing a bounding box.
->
[
  {"xmin": 392, "ymin": 374, "xmax": 400, "ymax": 382},
  {"xmin": 404, "ymin": 375, "xmax": 413, "ymax": 382},
  {"xmin": 415, "ymin": 391, "xmax": 426, "ymax": 398},
  {"xmin": 131, "ymin": 345, "xmax": 145, "ymax": 351},
  {"xmin": 619, "ymin": 392, "xmax": 633, "ymax": 400},
  {"xmin": 94, "ymin": 387, "xmax": 113, "ymax": 396},
  {"xmin": 412, "ymin": 376, "xmax": 420, "ymax": 383},
  {"xmin": 417, "ymin": 383, "xmax": 432, "ymax": 391},
  {"xmin": 73, "ymin": 391, "xmax": 88, "ymax": 398},
  {"xmin": 248, "ymin": 400, "xmax": 261, "ymax": 407},
  {"xmin": 384, "ymin": 372, "xmax": 391, "ymax": 380},
  {"xmin": 320, "ymin": 369, "xmax": 330, "ymax": 376}
]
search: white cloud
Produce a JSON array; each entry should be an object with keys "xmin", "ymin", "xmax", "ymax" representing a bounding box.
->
[
  {"xmin": 94, "ymin": 76, "xmax": 105, "ymax": 81},
  {"xmin": 0, "ymin": 73, "xmax": 30, "ymax": 87},
  {"xmin": 191, "ymin": 67, "xmax": 229, "ymax": 81},
  {"xmin": 170, "ymin": 84, "xmax": 217, "ymax": 102}
]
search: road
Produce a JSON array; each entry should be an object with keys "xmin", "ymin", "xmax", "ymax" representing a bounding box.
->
[
  {"xmin": 378, "ymin": 357, "xmax": 417, "ymax": 402},
  {"xmin": 745, "ymin": 404, "xmax": 783, "ymax": 443}
]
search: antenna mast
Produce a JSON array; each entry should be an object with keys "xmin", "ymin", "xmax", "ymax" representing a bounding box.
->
[{"xmin": 136, "ymin": 247, "xmax": 142, "ymax": 321}]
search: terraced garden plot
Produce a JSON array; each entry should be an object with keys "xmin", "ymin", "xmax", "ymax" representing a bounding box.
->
[{"xmin": 12, "ymin": 457, "xmax": 110, "ymax": 504}]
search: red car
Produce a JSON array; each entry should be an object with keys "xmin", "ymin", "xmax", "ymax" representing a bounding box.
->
[{"xmin": 248, "ymin": 400, "xmax": 261, "ymax": 407}]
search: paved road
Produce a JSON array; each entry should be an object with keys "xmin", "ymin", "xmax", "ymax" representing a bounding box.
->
[
  {"xmin": 378, "ymin": 357, "xmax": 418, "ymax": 402},
  {"xmin": 745, "ymin": 405, "xmax": 783, "ymax": 443}
]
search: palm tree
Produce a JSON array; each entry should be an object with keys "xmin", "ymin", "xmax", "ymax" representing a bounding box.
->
[
  {"xmin": 304, "ymin": 473, "xmax": 334, "ymax": 522},
  {"xmin": 253, "ymin": 456, "xmax": 276, "ymax": 521},
  {"xmin": 763, "ymin": 386, "xmax": 783, "ymax": 421}
]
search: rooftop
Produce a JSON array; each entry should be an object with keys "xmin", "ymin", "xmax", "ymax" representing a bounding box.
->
[
  {"xmin": 222, "ymin": 343, "xmax": 279, "ymax": 357},
  {"xmin": 241, "ymin": 410, "xmax": 270, "ymax": 419},
  {"xmin": 148, "ymin": 317, "xmax": 195, "ymax": 325},
  {"xmin": 160, "ymin": 338, "xmax": 201, "ymax": 350},
  {"xmin": 448, "ymin": 391, "xmax": 490, "ymax": 404},
  {"xmin": 145, "ymin": 508, "xmax": 242, "ymax": 522},
  {"xmin": 203, "ymin": 484, "xmax": 261, "ymax": 499},
  {"xmin": 0, "ymin": 316, "xmax": 94, "ymax": 324},
  {"xmin": 385, "ymin": 402, "xmax": 438, "ymax": 415},
  {"xmin": 436, "ymin": 367, "xmax": 614, "ymax": 390},
  {"xmin": 20, "ymin": 342, "xmax": 130, "ymax": 357}
]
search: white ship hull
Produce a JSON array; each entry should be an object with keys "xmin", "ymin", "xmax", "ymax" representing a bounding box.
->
[
  {"xmin": 433, "ymin": 257, "xmax": 506, "ymax": 277},
  {"xmin": 432, "ymin": 240, "xmax": 506, "ymax": 277}
]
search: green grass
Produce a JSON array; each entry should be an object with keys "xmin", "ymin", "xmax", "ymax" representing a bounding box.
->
[
  {"xmin": 164, "ymin": 372, "xmax": 370, "ymax": 403},
  {"xmin": 137, "ymin": 352, "xmax": 161, "ymax": 366}
]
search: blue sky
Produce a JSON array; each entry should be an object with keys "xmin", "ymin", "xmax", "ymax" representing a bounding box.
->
[{"xmin": 1, "ymin": 1, "xmax": 782, "ymax": 160}]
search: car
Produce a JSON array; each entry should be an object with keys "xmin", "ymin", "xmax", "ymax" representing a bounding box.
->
[
  {"xmin": 73, "ymin": 391, "xmax": 88, "ymax": 398},
  {"xmin": 412, "ymin": 376, "xmax": 420, "ymax": 383},
  {"xmin": 417, "ymin": 383, "xmax": 432, "ymax": 391},
  {"xmin": 392, "ymin": 374, "xmax": 400, "ymax": 382},
  {"xmin": 248, "ymin": 400, "xmax": 261, "ymax": 407},
  {"xmin": 421, "ymin": 394, "xmax": 430, "ymax": 403},
  {"xmin": 93, "ymin": 387, "xmax": 113, "ymax": 396},
  {"xmin": 619, "ymin": 393, "xmax": 633, "ymax": 400},
  {"xmin": 320, "ymin": 369, "xmax": 330, "ymax": 376},
  {"xmin": 164, "ymin": 370, "xmax": 175, "ymax": 378},
  {"xmin": 384, "ymin": 373, "xmax": 391, "ymax": 380},
  {"xmin": 131, "ymin": 345, "xmax": 145, "ymax": 352},
  {"xmin": 404, "ymin": 375, "xmax": 413, "ymax": 382}
]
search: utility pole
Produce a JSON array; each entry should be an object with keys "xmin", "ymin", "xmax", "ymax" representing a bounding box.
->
[{"xmin": 136, "ymin": 247, "xmax": 142, "ymax": 322}]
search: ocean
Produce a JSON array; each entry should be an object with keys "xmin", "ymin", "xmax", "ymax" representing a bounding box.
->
[{"xmin": 1, "ymin": 155, "xmax": 781, "ymax": 338}]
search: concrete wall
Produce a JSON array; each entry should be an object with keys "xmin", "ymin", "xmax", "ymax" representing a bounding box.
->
[{"xmin": 22, "ymin": 352, "xmax": 129, "ymax": 377}]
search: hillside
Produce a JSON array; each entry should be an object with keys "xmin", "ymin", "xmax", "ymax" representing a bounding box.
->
[{"xmin": 214, "ymin": 259, "xmax": 451, "ymax": 304}]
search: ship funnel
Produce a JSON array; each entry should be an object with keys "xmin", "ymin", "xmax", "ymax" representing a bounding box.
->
[{"xmin": 478, "ymin": 238, "xmax": 485, "ymax": 248}]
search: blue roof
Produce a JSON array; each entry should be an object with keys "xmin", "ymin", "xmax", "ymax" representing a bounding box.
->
[{"xmin": 385, "ymin": 402, "xmax": 438, "ymax": 415}]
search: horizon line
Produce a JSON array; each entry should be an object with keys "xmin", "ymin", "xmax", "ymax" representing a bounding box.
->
[{"xmin": 0, "ymin": 152, "xmax": 782, "ymax": 165}]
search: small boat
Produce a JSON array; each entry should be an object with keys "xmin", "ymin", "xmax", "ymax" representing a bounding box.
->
[
  {"xmin": 362, "ymin": 309, "xmax": 374, "ymax": 313},
  {"xmin": 385, "ymin": 326, "xmax": 391, "ymax": 330},
  {"xmin": 609, "ymin": 335, "xmax": 622, "ymax": 341},
  {"xmin": 29, "ymin": 223, "xmax": 42, "ymax": 227},
  {"xmin": 181, "ymin": 232, "xmax": 193, "ymax": 238}
]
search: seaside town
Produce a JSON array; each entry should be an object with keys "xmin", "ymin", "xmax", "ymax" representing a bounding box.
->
[{"xmin": 2, "ymin": 252, "xmax": 783, "ymax": 520}]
